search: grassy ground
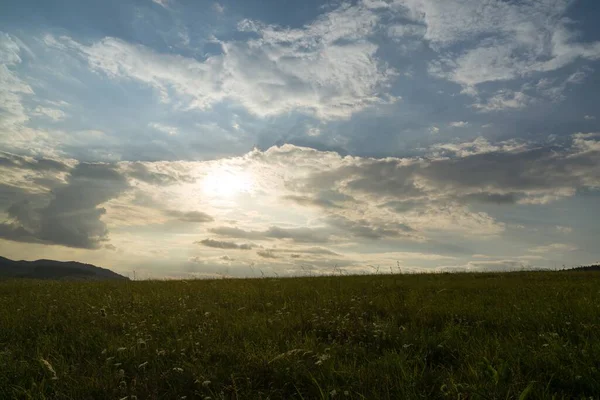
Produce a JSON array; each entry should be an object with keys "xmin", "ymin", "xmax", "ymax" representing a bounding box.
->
[{"xmin": 1, "ymin": 272, "xmax": 600, "ymax": 399}]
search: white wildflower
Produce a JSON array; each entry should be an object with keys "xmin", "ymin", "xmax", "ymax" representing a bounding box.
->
[{"xmin": 40, "ymin": 358, "xmax": 58, "ymax": 380}]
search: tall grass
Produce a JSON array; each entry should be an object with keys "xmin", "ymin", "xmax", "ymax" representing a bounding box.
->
[{"xmin": 1, "ymin": 271, "xmax": 599, "ymax": 399}]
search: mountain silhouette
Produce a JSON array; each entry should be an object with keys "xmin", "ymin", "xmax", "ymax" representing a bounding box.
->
[{"xmin": 0, "ymin": 256, "xmax": 128, "ymax": 281}]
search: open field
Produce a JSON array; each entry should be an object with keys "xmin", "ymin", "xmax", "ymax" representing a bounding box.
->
[{"xmin": 1, "ymin": 272, "xmax": 600, "ymax": 399}]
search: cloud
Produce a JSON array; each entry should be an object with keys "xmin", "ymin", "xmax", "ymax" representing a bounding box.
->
[
  {"xmin": 32, "ymin": 106, "xmax": 66, "ymax": 121},
  {"xmin": 195, "ymin": 238, "xmax": 255, "ymax": 250},
  {"xmin": 46, "ymin": 2, "xmax": 395, "ymax": 120},
  {"xmin": 0, "ymin": 151, "xmax": 72, "ymax": 172},
  {"xmin": 1, "ymin": 131, "xmax": 599, "ymax": 261},
  {"xmin": 456, "ymin": 259, "xmax": 533, "ymax": 272},
  {"xmin": 555, "ymin": 226, "xmax": 572, "ymax": 234},
  {"xmin": 324, "ymin": 214, "xmax": 415, "ymax": 240},
  {"xmin": 151, "ymin": 0, "xmax": 170, "ymax": 9},
  {"xmin": 123, "ymin": 162, "xmax": 195, "ymax": 185},
  {"xmin": 212, "ymin": 2, "xmax": 225, "ymax": 13},
  {"xmin": 0, "ymin": 33, "xmax": 34, "ymax": 132},
  {"xmin": 585, "ymin": 115, "xmax": 596, "ymax": 121},
  {"xmin": 0, "ymin": 162, "xmax": 129, "ymax": 248},
  {"xmin": 529, "ymin": 243, "xmax": 578, "ymax": 253},
  {"xmin": 164, "ymin": 210, "xmax": 213, "ymax": 223},
  {"xmin": 149, "ymin": 123, "xmax": 178, "ymax": 136},
  {"xmin": 449, "ymin": 121, "xmax": 468, "ymax": 128},
  {"xmin": 409, "ymin": 0, "xmax": 600, "ymax": 91},
  {"xmin": 473, "ymin": 90, "xmax": 533, "ymax": 112},
  {"xmin": 256, "ymin": 250, "xmax": 278, "ymax": 259},
  {"xmin": 209, "ymin": 225, "xmax": 331, "ymax": 243}
]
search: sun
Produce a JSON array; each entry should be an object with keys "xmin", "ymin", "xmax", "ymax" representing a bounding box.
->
[{"xmin": 201, "ymin": 167, "xmax": 254, "ymax": 198}]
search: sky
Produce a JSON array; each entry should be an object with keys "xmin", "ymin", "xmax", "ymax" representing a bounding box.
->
[{"xmin": 1, "ymin": 0, "xmax": 599, "ymax": 279}]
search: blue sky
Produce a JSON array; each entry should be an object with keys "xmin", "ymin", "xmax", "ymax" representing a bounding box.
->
[{"xmin": 1, "ymin": 0, "xmax": 599, "ymax": 278}]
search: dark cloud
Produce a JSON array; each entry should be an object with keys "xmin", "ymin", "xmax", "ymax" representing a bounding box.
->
[
  {"xmin": 256, "ymin": 250, "xmax": 278, "ymax": 258},
  {"xmin": 0, "ymin": 162, "xmax": 129, "ymax": 249},
  {"xmin": 274, "ymin": 247, "xmax": 339, "ymax": 256},
  {"xmin": 164, "ymin": 210, "xmax": 214, "ymax": 223},
  {"xmin": 0, "ymin": 152, "xmax": 71, "ymax": 172},
  {"xmin": 460, "ymin": 192, "xmax": 519, "ymax": 205},
  {"xmin": 325, "ymin": 215, "xmax": 414, "ymax": 239},
  {"xmin": 299, "ymin": 136, "xmax": 600, "ymax": 208},
  {"xmin": 125, "ymin": 162, "xmax": 195, "ymax": 186},
  {"xmin": 283, "ymin": 195, "xmax": 342, "ymax": 209},
  {"xmin": 283, "ymin": 190, "xmax": 356, "ymax": 209},
  {"xmin": 209, "ymin": 225, "xmax": 331, "ymax": 243},
  {"xmin": 195, "ymin": 239, "xmax": 255, "ymax": 250}
]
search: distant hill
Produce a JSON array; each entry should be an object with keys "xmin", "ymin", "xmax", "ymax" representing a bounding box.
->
[
  {"xmin": 0, "ymin": 256, "xmax": 128, "ymax": 281},
  {"xmin": 565, "ymin": 264, "xmax": 600, "ymax": 272}
]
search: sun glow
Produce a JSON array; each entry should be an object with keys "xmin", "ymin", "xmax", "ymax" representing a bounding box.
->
[{"xmin": 201, "ymin": 167, "xmax": 254, "ymax": 198}]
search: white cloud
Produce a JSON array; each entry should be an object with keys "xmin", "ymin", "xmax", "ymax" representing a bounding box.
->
[
  {"xmin": 149, "ymin": 122, "xmax": 178, "ymax": 136},
  {"xmin": 449, "ymin": 121, "xmax": 468, "ymax": 128},
  {"xmin": 152, "ymin": 0, "xmax": 170, "ymax": 9},
  {"xmin": 0, "ymin": 33, "xmax": 34, "ymax": 131},
  {"xmin": 429, "ymin": 126, "xmax": 439, "ymax": 134},
  {"xmin": 430, "ymin": 136, "xmax": 526, "ymax": 157},
  {"xmin": 473, "ymin": 90, "xmax": 532, "ymax": 112},
  {"xmin": 396, "ymin": 0, "xmax": 600, "ymax": 92},
  {"xmin": 33, "ymin": 106, "xmax": 66, "ymax": 121},
  {"xmin": 529, "ymin": 243, "xmax": 578, "ymax": 253},
  {"xmin": 555, "ymin": 226, "xmax": 572, "ymax": 234},
  {"xmin": 585, "ymin": 115, "xmax": 596, "ymax": 121},
  {"xmin": 47, "ymin": 2, "xmax": 395, "ymax": 120},
  {"xmin": 212, "ymin": 3, "xmax": 225, "ymax": 13}
]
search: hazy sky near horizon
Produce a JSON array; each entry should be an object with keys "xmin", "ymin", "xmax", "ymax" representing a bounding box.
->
[{"xmin": 1, "ymin": 0, "xmax": 599, "ymax": 278}]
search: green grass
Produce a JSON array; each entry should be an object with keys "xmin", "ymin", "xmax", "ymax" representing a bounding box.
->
[{"xmin": 1, "ymin": 271, "xmax": 600, "ymax": 399}]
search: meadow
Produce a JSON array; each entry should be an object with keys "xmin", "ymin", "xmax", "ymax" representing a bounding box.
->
[{"xmin": 1, "ymin": 271, "xmax": 599, "ymax": 399}]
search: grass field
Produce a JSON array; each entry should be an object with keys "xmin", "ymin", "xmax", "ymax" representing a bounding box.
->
[{"xmin": 1, "ymin": 271, "xmax": 600, "ymax": 399}]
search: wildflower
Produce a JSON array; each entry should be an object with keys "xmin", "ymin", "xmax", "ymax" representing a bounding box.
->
[
  {"xmin": 330, "ymin": 389, "xmax": 338, "ymax": 397},
  {"xmin": 202, "ymin": 380, "xmax": 211, "ymax": 388},
  {"xmin": 173, "ymin": 367, "xmax": 184, "ymax": 373},
  {"xmin": 40, "ymin": 358, "xmax": 58, "ymax": 380}
]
